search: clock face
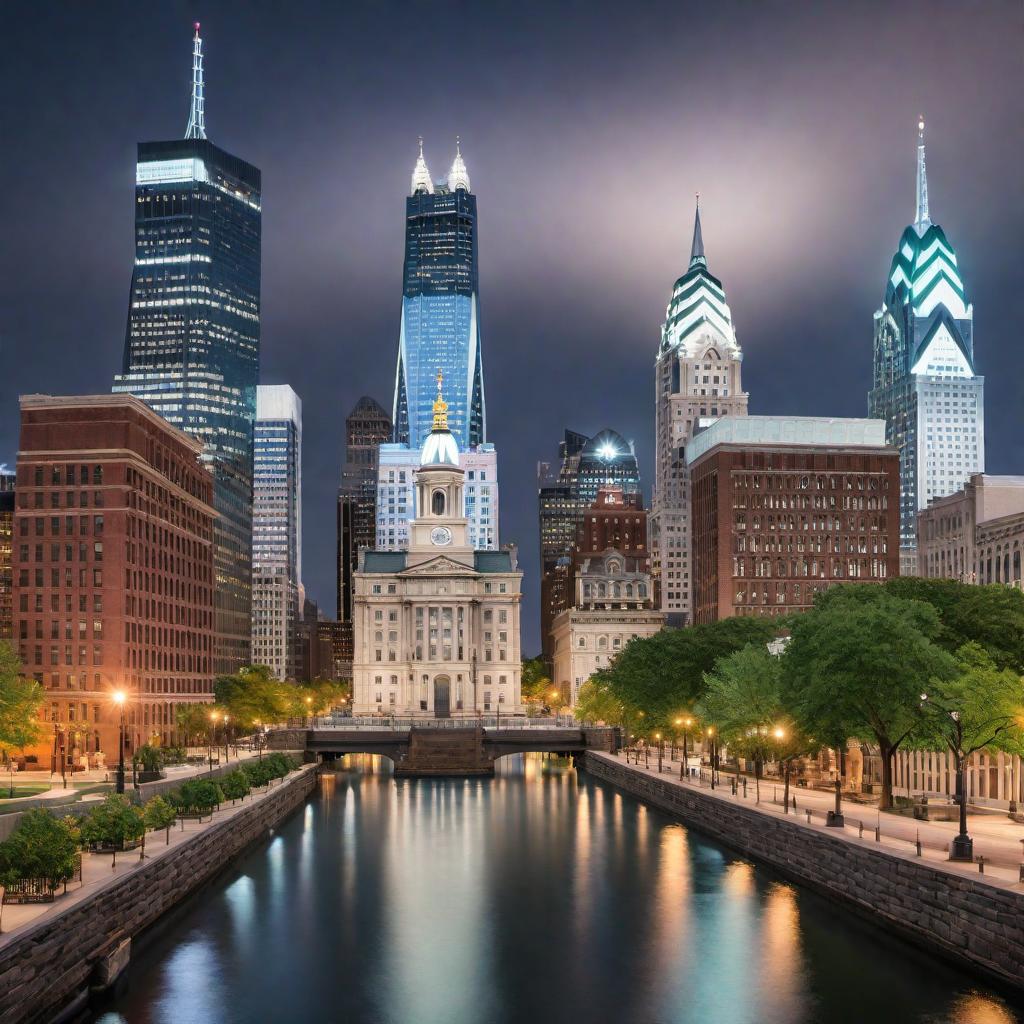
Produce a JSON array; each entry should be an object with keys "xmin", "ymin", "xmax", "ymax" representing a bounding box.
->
[{"xmin": 430, "ymin": 526, "xmax": 453, "ymax": 546}]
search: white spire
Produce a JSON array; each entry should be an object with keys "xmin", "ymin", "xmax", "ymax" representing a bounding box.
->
[
  {"xmin": 185, "ymin": 23, "xmax": 206, "ymax": 140},
  {"xmin": 914, "ymin": 116, "xmax": 930, "ymax": 235},
  {"xmin": 447, "ymin": 136, "xmax": 471, "ymax": 192},
  {"xmin": 411, "ymin": 137, "xmax": 434, "ymax": 195}
]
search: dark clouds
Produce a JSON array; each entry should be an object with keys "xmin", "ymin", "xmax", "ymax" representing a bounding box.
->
[{"xmin": 1, "ymin": 1, "xmax": 1022, "ymax": 653}]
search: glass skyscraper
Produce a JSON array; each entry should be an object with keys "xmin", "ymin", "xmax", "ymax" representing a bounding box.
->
[
  {"xmin": 869, "ymin": 119, "xmax": 984, "ymax": 574},
  {"xmin": 113, "ymin": 25, "xmax": 262, "ymax": 673},
  {"xmin": 393, "ymin": 140, "xmax": 485, "ymax": 450}
]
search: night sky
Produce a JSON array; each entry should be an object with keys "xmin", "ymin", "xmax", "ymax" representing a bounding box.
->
[{"xmin": 2, "ymin": 1, "xmax": 1022, "ymax": 655}]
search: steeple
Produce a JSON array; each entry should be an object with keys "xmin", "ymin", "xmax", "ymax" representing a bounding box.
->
[
  {"xmin": 421, "ymin": 371, "xmax": 459, "ymax": 467},
  {"xmin": 448, "ymin": 136, "xmax": 471, "ymax": 192},
  {"xmin": 689, "ymin": 195, "xmax": 706, "ymax": 269},
  {"xmin": 185, "ymin": 22, "xmax": 207, "ymax": 141},
  {"xmin": 432, "ymin": 370, "xmax": 449, "ymax": 431},
  {"xmin": 914, "ymin": 116, "xmax": 930, "ymax": 235},
  {"xmin": 411, "ymin": 137, "xmax": 434, "ymax": 195}
]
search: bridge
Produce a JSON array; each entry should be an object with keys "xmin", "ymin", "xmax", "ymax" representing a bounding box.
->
[{"xmin": 267, "ymin": 721, "xmax": 621, "ymax": 777}]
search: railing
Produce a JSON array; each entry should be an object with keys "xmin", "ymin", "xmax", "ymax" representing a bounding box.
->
[
  {"xmin": 306, "ymin": 715, "xmax": 597, "ymax": 732},
  {"xmin": 3, "ymin": 853, "xmax": 82, "ymax": 904}
]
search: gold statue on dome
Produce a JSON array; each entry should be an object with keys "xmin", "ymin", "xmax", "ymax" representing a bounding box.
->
[{"xmin": 432, "ymin": 369, "xmax": 449, "ymax": 431}]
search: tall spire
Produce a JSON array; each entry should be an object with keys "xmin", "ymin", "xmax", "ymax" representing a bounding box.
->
[
  {"xmin": 185, "ymin": 23, "xmax": 206, "ymax": 140},
  {"xmin": 411, "ymin": 137, "xmax": 434, "ymax": 195},
  {"xmin": 432, "ymin": 370, "xmax": 449, "ymax": 431},
  {"xmin": 689, "ymin": 194, "xmax": 706, "ymax": 269},
  {"xmin": 448, "ymin": 136, "xmax": 471, "ymax": 192},
  {"xmin": 914, "ymin": 116, "xmax": 930, "ymax": 235}
]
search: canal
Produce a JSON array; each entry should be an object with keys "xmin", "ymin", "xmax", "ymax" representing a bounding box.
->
[{"xmin": 95, "ymin": 755, "xmax": 1022, "ymax": 1024}]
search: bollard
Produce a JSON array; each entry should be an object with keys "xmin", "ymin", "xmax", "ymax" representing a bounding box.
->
[
  {"xmin": 916, "ymin": 831, "xmax": 922, "ymax": 857},
  {"xmin": 978, "ymin": 856, "xmax": 985, "ymax": 875},
  {"xmin": 792, "ymin": 795, "xmax": 797, "ymax": 810},
  {"xmin": 806, "ymin": 809, "xmax": 812, "ymax": 824},
  {"xmin": 1018, "ymin": 863, "xmax": 1023, "ymax": 883},
  {"xmin": 875, "ymin": 825, "xmax": 880, "ymax": 842},
  {"xmin": 742, "ymin": 778, "xmax": 747, "ymax": 798},
  {"xmin": 732, "ymin": 777, "xmax": 737, "ymax": 796},
  {"xmin": 858, "ymin": 821, "xmax": 864, "ymax": 839}
]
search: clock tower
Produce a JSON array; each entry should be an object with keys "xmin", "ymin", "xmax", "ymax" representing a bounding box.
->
[{"xmin": 408, "ymin": 373, "xmax": 472, "ymax": 566}]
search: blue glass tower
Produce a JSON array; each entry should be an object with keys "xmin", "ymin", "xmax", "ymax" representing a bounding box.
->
[
  {"xmin": 393, "ymin": 140, "xmax": 485, "ymax": 451},
  {"xmin": 114, "ymin": 25, "xmax": 262, "ymax": 673}
]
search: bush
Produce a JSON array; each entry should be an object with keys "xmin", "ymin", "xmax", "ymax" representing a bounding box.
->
[
  {"xmin": 220, "ymin": 770, "xmax": 250, "ymax": 803},
  {"xmin": 143, "ymin": 796, "xmax": 178, "ymax": 844},
  {"xmin": 265, "ymin": 753, "xmax": 296, "ymax": 778},
  {"xmin": 0, "ymin": 809, "xmax": 80, "ymax": 889},
  {"xmin": 79, "ymin": 795, "xmax": 145, "ymax": 855},
  {"xmin": 173, "ymin": 778, "xmax": 223, "ymax": 814},
  {"xmin": 161, "ymin": 746, "xmax": 187, "ymax": 766},
  {"xmin": 132, "ymin": 744, "xmax": 163, "ymax": 773}
]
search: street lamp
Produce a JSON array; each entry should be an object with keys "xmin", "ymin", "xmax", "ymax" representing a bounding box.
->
[
  {"xmin": 774, "ymin": 726, "xmax": 791, "ymax": 812},
  {"xmin": 223, "ymin": 714, "xmax": 230, "ymax": 762},
  {"xmin": 679, "ymin": 717, "xmax": 693, "ymax": 781},
  {"xmin": 112, "ymin": 691, "xmax": 127, "ymax": 794},
  {"xmin": 706, "ymin": 726, "xmax": 716, "ymax": 790},
  {"xmin": 208, "ymin": 711, "xmax": 219, "ymax": 773},
  {"xmin": 921, "ymin": 692, "xmax": 973, "ymax": 861},
  {"xmin": 305, "ymin": 695, "xmax": 313, "ymax": 728},
  {"xmin": 655, "ymin": 732, "xmax": 663, "ymax": 773}
]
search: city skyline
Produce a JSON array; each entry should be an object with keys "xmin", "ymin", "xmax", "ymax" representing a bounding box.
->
[{"xmin": 2, "ymin": 2, "xmax": 1022, "ymax": 654}]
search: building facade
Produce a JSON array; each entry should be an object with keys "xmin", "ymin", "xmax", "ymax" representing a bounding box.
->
[
  {"xmin": 112, "ymin": 25, "xmax": 261, "ymax": 675},
  {"xmin": 11, "ymin": 395, "xmax": 215, "ymax": 764},
  {"xmin": 688, "ymin": 417, "xmax": 900, "ymax": 623},
  {"xmin": 917, "ymin": 474, "xmax": 1024, "ymax": 586},
  {"xmin": 251, "ymin": 386, "xmax": 302, "ymax": 680},
  {"xmin": 353, "ymin": 384, "xmax": 522, "ymax": 718},
  {"xmin": 393, "ymin": 140, "xmax": 484, "ymax": 451},
  {"xmin": 868, "ymin": 120, "xmax": 984, "ymax": 575},
  {"xmin": 650, "ymin": 202, "xmax": 749, "ymax": 625},
  {"xmin": 550, "ymin": 487, "xmax": 664, "ymax": 705},
  {"xmin": 537, "ymin": 429, "xmax": 641, "ymax": 664},
  {"xmin": 0, "ymin": 472, "xmax": 14, "ymax": 641}
]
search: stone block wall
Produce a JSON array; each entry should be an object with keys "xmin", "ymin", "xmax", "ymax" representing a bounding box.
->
[
  {"xmin": 584, "ymin": 752, "xmax": 1024, "ymax": 990},
  {"xmin": 0, "ymin": 766, "xmax": 317, "ymax": 1024}
]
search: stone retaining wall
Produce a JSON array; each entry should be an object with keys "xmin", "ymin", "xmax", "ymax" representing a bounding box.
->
[
  {"xmin": 0, "ymin": 765, "xmax": 317, "ymax": 1024},
  {"xmin": 583, "ymin": 752, "xmax": 1024, "ymax": 990}
]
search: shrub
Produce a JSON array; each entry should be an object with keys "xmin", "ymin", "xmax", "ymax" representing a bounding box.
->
[
  {"xmin": 143, "ymin": 795, "xmax": 178, "ymax": 844},
  {"xmin": 173, "ymin": 778, "xmax": 223, "ymax": 814},
  {"xmin": 79, "ymin": 795, "xmax": 145, "ymax": 862},
  {"xmin": 265, "ymin": 752, "xmax": 296, "ymax": 778},
  {"xmin": 161, "ymin": 746, "xmax": 187, "ymax": 766},
  {"xmin": 133, "ymin": 744, "xmax": 163, "ymax": 773},
  {"xmin": 0, "ymin": 809, "xmax": 80, "ymax": 889},
  {"xmin": 242, "ymin": 760, "xmax": 274, "ymax": 788},
  {"xmin": 220, "ymin": 770, "xmax": 250, "ymax": 803}
]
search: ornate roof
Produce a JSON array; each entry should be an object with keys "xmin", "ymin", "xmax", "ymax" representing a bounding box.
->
[
  {"xmin": 411, "ymin": 138, "xmax": 434, "ymax": 195},
  {"xmin": 447, "ymin": 137, "xmax": 471, "ymax": 192}
]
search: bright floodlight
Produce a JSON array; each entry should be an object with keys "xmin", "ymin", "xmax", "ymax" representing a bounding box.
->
[
  {"xmin": 112, "ymin": 690, "xmax": 126, "ymax": 705},
  {"xmin": 598, "ymin": 443, "xmax": 618, "ymax": 460}
]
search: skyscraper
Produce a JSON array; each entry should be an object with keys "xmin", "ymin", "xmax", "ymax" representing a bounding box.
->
[
  {"xmin": 113, "ymin": 24, "xmax": 261, "ymax": 674},
  {"xmin": 337, "ymin": 396, "xmax": 392, "ymax": 664},
  {"xmin": 251, "ymin": 386, "xmax": 302, "ymax": 681},
  {"xmin": 537, "ymin": 428, "xmax": 640, "ymax": 664},
  {"xmin": 869, "ymin": 119, "xmax": 984, "ymax": 574},
  {"xmin": 393, "ymin": 140, "xmax": 485, "ymax": 451},
  {"xmin": 650, "ymin": 201, "xmax": 749, "ymax": 624}
]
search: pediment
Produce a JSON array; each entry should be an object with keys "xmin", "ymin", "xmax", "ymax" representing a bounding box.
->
[{"xmin": 400, "ymin": 555, "xmax": 477, "ymax": 577}]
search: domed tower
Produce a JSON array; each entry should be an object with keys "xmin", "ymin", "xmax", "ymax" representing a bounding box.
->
[
  {"xmin": 650, "ymin": 198, "xmax": 749, "ymax": 623},
  {"xmin": 868, "ymin": 118, "xmax": 984, "ymax": 574}
]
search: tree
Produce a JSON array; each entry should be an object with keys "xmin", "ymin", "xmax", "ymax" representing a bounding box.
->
[
  {"xmin": 782, "ymin": 586, "xmax": 957, "ymax": 809},
  {"xmin": 80, "ymin": 795, "xmax": 146, "ymax": 867},
  {"xmin": 173, "ymin": 778, "xmax": 224, "ymax": 815},
  {"xmin": 521, "ymin": 656, "xmax": 553, "ymax": 710},
  {"xmin": 215, "ymin": 666, "xmax": 289, "ymax": 730},
  {"xmin": 220, "ymin": 769, "xmax": 251, "ymax": 803},
  {"xmin": 886, "ymin": 578, "xmax": 1024, "ymax": 672},
  {"xmin": 176, "ymin": 703, "xmax": 213, "ymax": 747},
  {"xmin": 0, "ymin": 809, "xmax": 80, "ymax": 888},
  {"xmin": 916, "ymin": 643, "xmax": 1024, "ymax": 860},
  {"xmin": 143, "ymin": 796, "xmax": 178, "ymax": 845},
  {"xmin": 574, "ymin": 676, "xmax": 627, "ymax": 726},
  {"xmin": 0, "ymin": 642, "xmax": 44, "ymax": 754}
]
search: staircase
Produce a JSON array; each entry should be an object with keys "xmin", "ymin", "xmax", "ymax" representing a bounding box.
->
[{"xmin": 396, "ymin": 727, "xmax": 494, "ymax": 777}]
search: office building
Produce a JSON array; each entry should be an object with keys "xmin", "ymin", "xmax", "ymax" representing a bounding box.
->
[{"xmin": 0, "ymin": 472, "xmax": 14, "ymax": 640}]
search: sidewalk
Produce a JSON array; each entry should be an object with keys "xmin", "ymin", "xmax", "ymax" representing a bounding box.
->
[{"xmin": 609, "ymin": 748, "xmax": 1024, "ymax": 888}]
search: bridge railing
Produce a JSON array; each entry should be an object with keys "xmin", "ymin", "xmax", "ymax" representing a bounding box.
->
[{"xmin": 305, "ymin": 715, "xmax": 602, "ymax": 732}]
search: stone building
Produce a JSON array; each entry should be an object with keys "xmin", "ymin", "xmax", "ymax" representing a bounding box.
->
[
  {"xmin": 917, "ymin": 474, "xmax": 1024, "ymax": 586},
  {"xmin": 352, "ymin": 378, "xmax": 522, "ymax": 718},
  {"xmin": 11, "ymin": 395, "xmax": 215, "ymax": 764},
  {"xmin": 688, "ymin": 416, "xmax": 901, "ymax": 622}
]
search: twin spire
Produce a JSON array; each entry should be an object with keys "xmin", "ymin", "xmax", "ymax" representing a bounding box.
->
[
  {"xmin": 184, "ymin": 23, "xmax": 206, "ymax": 140},
  {"xmin": 411, "ymin": 138, "xmax": 472, "ymax": 195}
]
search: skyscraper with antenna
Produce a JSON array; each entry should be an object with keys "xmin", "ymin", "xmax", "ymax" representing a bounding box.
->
[
  {"xmin": 868, "ymin": 118, "xmax": 984, "ymax": 574},
  {"xmin": 114, "ymin": 23, "xmax": 262, "ymax": 674}
]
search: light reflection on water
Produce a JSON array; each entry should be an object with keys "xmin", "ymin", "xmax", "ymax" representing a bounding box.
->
[{"xmin": 95, "ymin": 754, "xmax": 1022, "ymax": 1024}]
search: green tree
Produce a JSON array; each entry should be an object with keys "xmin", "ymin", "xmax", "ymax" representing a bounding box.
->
[
  {"xmin": 215, "ymin": 666, "xmax": 289, "ymax": 730},
  {"xmin": 782, "ymin": 586, "xmax": 957, "ymax": 809},
  {"xmin": 143, "ymin": 796, "xmax": 178, "ymax": 845},
  {"xmin": 176, "ymin": 703, "xmax": 213, "ymax": 747},
  {"xmin": 0, "ymin": 809, "xmax": 80, "ymax": 891},
  {"xmin": 0, "ymin": 642, "xmax": 44, "ymax": 755},
  {"xmin": 520, "ymin": 656, "xmax": 554, "ymax": 713},
  {"xmin": 220, "ymin": 769, "xmax": 251, "ymax": 803},
  {"xmin": 886, "ymin": 578, "xmax": 1024, "ymax": 672},
  {"xmin": 80, "ymin": 795, "xmax": 146, "ymax": 866},
  {"xmin": 574, "ymin": 676, "xmax": 627, "ymax": 725},
  {"xmin": 916, "ymin": 643, "xmax": 1024, "ymax": 860}
]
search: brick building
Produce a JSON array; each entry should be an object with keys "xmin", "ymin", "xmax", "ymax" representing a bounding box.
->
[
  {"xmin": 12, "ymin": 395, "xmax": 215, "ymax": 767},
  {"xmin": 688, "ymin": 417, "xmax": 900, "ymax": 623},
  {"xmin": 0, "ymin": 472, "xmax": 14, "ymax": 640}
]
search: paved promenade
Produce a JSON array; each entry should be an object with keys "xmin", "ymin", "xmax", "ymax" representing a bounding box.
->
[{"xmin": 607, "ymin": 748, "xmax": 1024, "ymax": 888}]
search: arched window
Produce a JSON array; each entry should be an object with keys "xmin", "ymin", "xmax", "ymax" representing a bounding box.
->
[{"xmin": 432, "ymin": 490, "xmax": 446, "ymax": 516}]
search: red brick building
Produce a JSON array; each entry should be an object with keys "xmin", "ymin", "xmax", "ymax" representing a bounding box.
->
[
  {"xmin": 688, "ymin": 417, "xmax": 900, "ymax": 623},
  {"xmin": 12, "ymin": 395, "xmax": 216, "ymax": 767}
]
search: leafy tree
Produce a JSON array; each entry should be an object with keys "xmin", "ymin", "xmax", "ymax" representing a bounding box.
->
[
  {"xmin": 574, "ymin": 677, "xmax": 626, "ymax": 725},
  {"xmin": 174, "ymin": 778, "xmax": 224, "ymax": 814},
  {"xmin": 143, "ymin": 796, "xmax": 178, "ymax": 845},
  {"xmin": 176, "ymin": 703, "xmax": 213, "ymax": 747},
  {"xmin": 916, "ymin": 643, "xmax": 1024, "ymax": 859},
  {"xmin": 782, "ymin": 586, "xmax": 957, "ymax": 809},
  {"xmin": 0, "ymin": 642, "xmax": 44, "ymax": 754},
  {"xmin": 80, "ymin": 794, "xmax": 145, "ymax": 866},
  {"xmin": 220, "ymin": 770, "xmax": 251, "ymax": 803},
  {"xmin": 215, "ymin": 666, "xmax": 289, "ymax": 730},
  {"xmin": 0, "ymin": 809, "xmax": 80, "ymax": 890},
  {"xmin": 886, "ymin": 578, "xmax": 1024, "ymax": 672},
  {"xmin": 133, "ymin": 744, "xmax": 163, "ymax": 774}
]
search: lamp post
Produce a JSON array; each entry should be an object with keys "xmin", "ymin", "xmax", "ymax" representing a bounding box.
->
[
  {"xmin": 112, "ymin": 691, "xmax": 127, "ymax": 794},
  {"xmin": 774, "ymin": 726, "xmax": 790, "ymax": 812},
  {"xmin": 208, "ymin": 711, "xmax": 218, "ymax": 774},
  {"xmin": 922, "ymin": 693, "xmax": 973, "ymax": 861},
  {"xmin": 305, "ymin": 695, "xmax": 313, "ymax": 729},
  {"xmin": 680, "ymin": 717, "xmax": 692, "ymax": 780},
  {"xmin": 223, "ymin": 714, "xmax": 230, "ymax": 763},
  {"xmin": 707, "ymin": 727, "xmax": 716, "ymax": 790},
  {"xmin": 655, "ymin": 732, "xmax": 663, "ymax": 773}
]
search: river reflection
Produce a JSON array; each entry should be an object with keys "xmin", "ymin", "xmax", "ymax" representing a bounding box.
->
[{"xmin": 95, "ymin": 755, "xmax": 1022, "ymax": 1024}]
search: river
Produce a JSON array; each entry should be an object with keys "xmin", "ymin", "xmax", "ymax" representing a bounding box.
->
[{"xmin": 94, "ymin": 755, "xmax": 1022, "ymax": 1024}]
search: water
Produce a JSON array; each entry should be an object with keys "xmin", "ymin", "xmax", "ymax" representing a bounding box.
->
[{"xmin": 95, "ymin": 756, "xmax": 1022, "ymax": 1024}]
